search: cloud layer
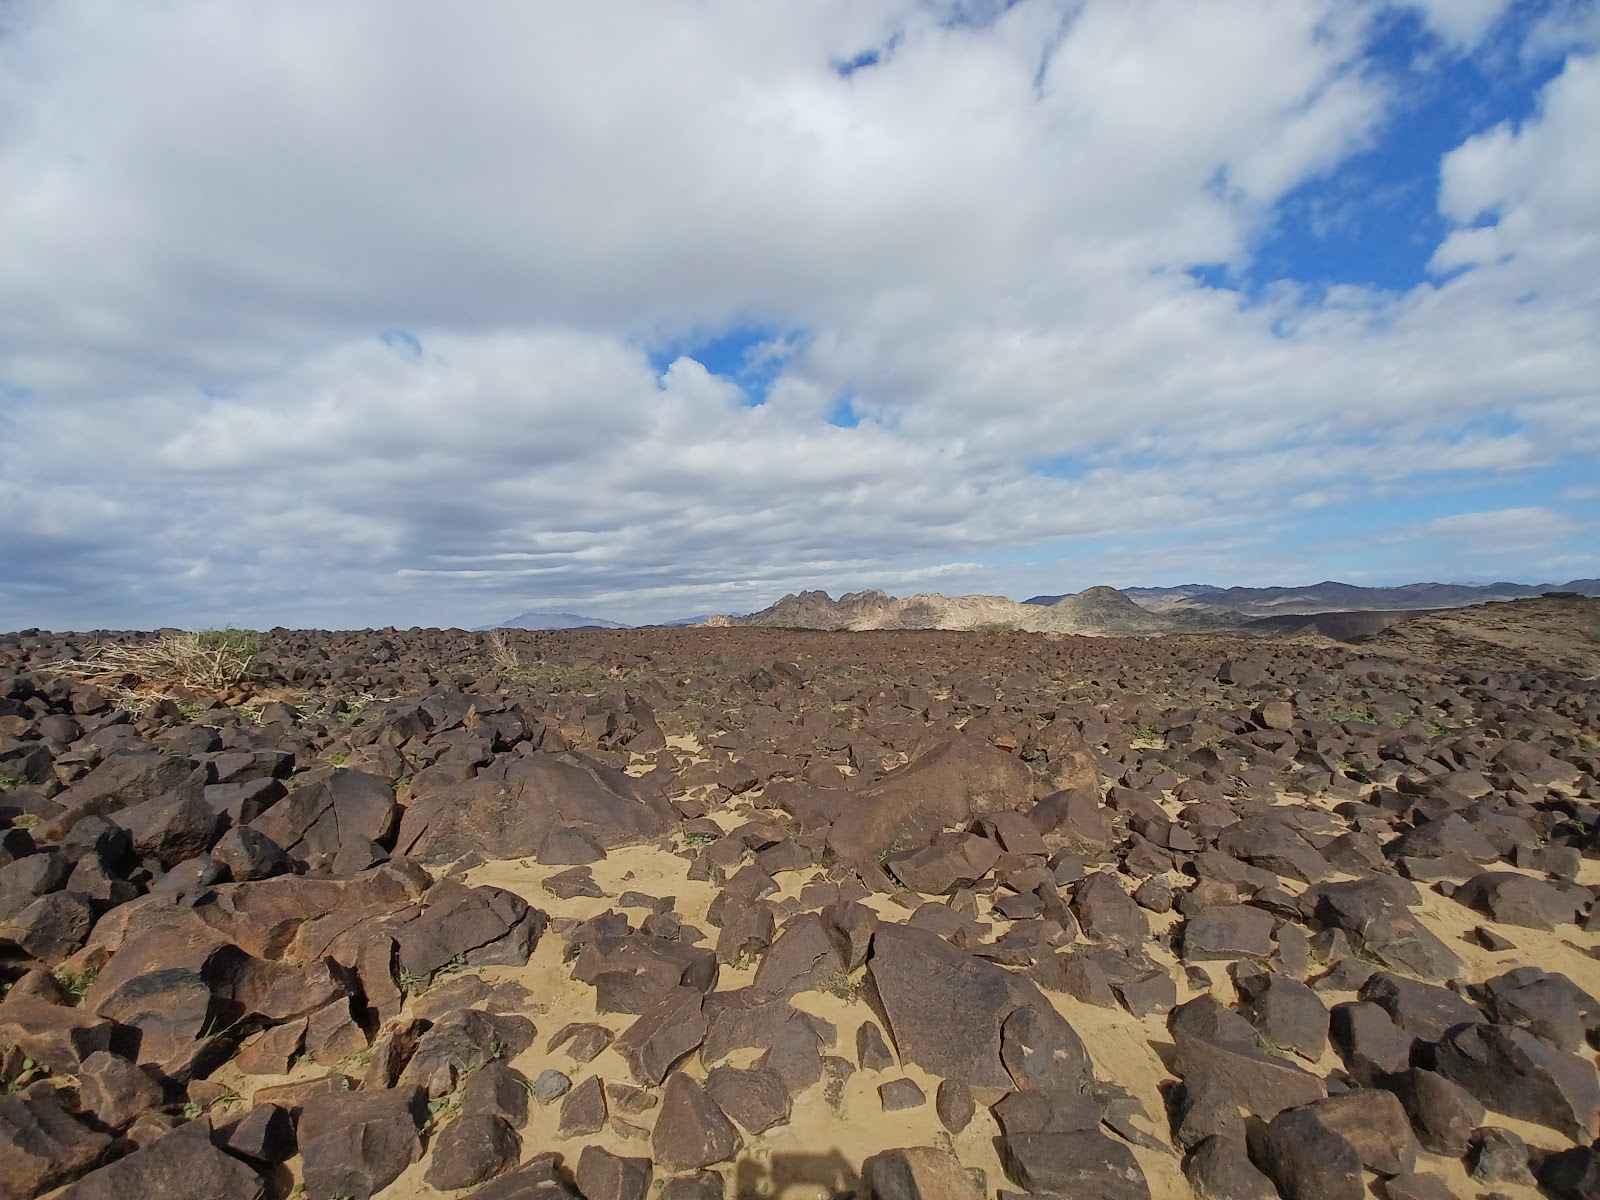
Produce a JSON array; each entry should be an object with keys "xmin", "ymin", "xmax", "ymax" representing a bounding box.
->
[{"xmin": 1, "ymin": 1, "xmax": 1596, "ymax": 629}]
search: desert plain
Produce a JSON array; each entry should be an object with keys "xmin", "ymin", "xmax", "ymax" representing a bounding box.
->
[{"xmin": 1, "ymin": 595, "xmax": 1598, "ymax": 1200}]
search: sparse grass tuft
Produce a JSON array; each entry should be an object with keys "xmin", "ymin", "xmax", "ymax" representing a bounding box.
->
[
  {"xmin": 1326, "ymin": 705, "xmax": 1376, "ymax": 724},
  {"xmin": 48, "ymin": 628, "xmax": 265, "ymax": 694},
  {"xmin": 818, "ymin": 970, "xmax": 866, "ymax": 1004},
  {"xmin": 1131, "ymin": 724, "xmax": 1165, "ymax": 749},
  {"xmin": 0, "ymin": 771, "xmax": 28, "ymax": 790},
  {"xmin": 54, "ymin": 965, "xmax": 99, "ymax": 997}
]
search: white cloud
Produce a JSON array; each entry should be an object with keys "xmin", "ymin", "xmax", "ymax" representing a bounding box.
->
[
  {"xmin": 0, "ymin": 1, "xmax": 1596, "ymax": 628},
  {"xmin": 1405, "ymin": 0, "xmax": 1516, "ymax": 49}
]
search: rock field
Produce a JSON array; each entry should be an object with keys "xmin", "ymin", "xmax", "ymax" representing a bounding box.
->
[{"xmin": 1, "ymin": 616, "xmax": 1598, "ymax": 1200}]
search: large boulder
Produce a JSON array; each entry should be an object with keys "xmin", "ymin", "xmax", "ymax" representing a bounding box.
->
[
  {"xmin": 395, "ymin": 752, "xmax": 673, "ymax": 864},
  {"xmin": 0, "ymin": 1087, "xmax": 114, "ymax": 1198},
  {"xmin": 54, "ymin": 1118, "xmax": 264, "ymax": 1200},
  {"xmin": 1303, "ymin": 878, "xmax": 1462, "ymax": 981},
  {"xmin": 866, "ymin": 924, "xmax": 1090, "ymax": 1100},
  {"xmin": 1433, "ymin": 1022, "xmax": 1600, "ymax": 1141},
  {"xmin": 828, "ymin": 738, "xmax": 1033, "ymax": 864},
  {"xmin": 250, "ymin": 768, "xmax": 397, "ymax": 874},
  {"xmin": 47, "ymin": 751, "xmax": 204, "ymax": 826}
]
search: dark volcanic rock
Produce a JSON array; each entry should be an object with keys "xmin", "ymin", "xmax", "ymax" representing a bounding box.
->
[
  {"xmin": 424, "ymin": 1112, "xmax": 521, "ymax": 1191},
  {"xmin": 576, "ymin": 1146, "xmax": 653, "ymax": 1200},
  {"xmin": 0, "ymin": 1087, "xmax": 115, "ymax": 1198},
  {"xmin": 251, "ymin": 767, "xmax": 396, "ymax": 873},
  {"xmin": 1184, "ymin": 1135, "xmax": 1276, "ymax": 1200},
  {"xmin": 54, "ymin": 1118, "xmax": 264, "ymax": 1200},
  {"xmin": 1172, "ymin": 1027, "xmax": 1326, "ymax": 1121},
  {"xmin": 867, "ymin": 923, "xmax": 1090, "ymax": 1099},
  {"xmin": 299, "ymin": 1085, "xmax": 425, "ymax": 1200},
  {"xmin": 866, "ymin": 1146, "xmax": 985, "ymax": 1200},
  {"xmin": 1252, "ymin": 1104, "xmax": 1364, "ymax": 1200},
  {"xmin": 397, "ymin": 753, "xmax": 672, "ymax": 864},
  {"xmin": 1394, "ymin": 1067, "xmax": 1485, "ymax": 1157},
  {"xmin": 705, "ymin": 1064, "xmax": 791, "ymax": 1134},
  {"xmin": 1304, "ymin": 877, "xmax": 1463, "ymax": 981},
  {"xmin": 1433, "ymin": 1021, "xmax": 1600, "ymax": 1140},
  {"xmin": 1237, "ymin": 971, "xmax": 1328, "ymax": 1061},
  {"xmin": 1182, "ymin": 904, "xmax": 1275, "ymax": 961},
  {"xmin": 653, "ymin": 1072, "xmax": 740, "ymax": 1170},
  {"xmin": 827, "ymin": 737, "xmax": 1033, "ymax": 864},
  {"xmin": 1454, "ymin": 870, "xmax": 1580, "ymax": 929},
  {"xmin": 1001, "ymin": 1128, "xmax": 1151, "ymax": 1200},
  {"xmin": 616, "ymin": 986, "xmax": 707, "ymax": 1086}
]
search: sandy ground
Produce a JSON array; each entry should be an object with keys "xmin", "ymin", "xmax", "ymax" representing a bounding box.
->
[{"xmin": 197, "ymin": 751, "xmax": 1599, "ymax": 1200}]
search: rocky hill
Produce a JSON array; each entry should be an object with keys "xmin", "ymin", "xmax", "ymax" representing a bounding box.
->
[
  {"xmin": 1354, "ymin": 592, "xmax": 1600, "ymax": 675},
  {"xmin": 710, "ymin": 585, "xmax": 1209, "ymax": 635}
]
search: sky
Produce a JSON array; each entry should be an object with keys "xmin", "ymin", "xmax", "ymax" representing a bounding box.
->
[{"xmin": 1, "ymin": 0, "xmax": 1597, "ymax": 631}]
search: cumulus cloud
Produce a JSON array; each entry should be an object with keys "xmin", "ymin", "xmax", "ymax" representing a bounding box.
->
[{"xmin": 0, "ymin": 0, "xmax": 1596, "ymax": 629}]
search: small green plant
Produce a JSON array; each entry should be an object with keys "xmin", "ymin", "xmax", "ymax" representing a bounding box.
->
[
  {"xmin": 1423, "ymin": 719, "xmax": 1449, "ymax": 738},
  {"xmin": 427, "ymin": 1094, "xmax": 462, "ymax": 1126},
  {"xmin": 54, "ymin": 965, "xmax": 99, "ymax": 997},
  {"xmin": 197, "ymin": 1013, "xmax": 239, "ymax": 1042},
  {"xmin": 1131, "ymin": 724, "xmax": 1164, "ymax": 748},
  {"xmin": 397, "ymin": 967, "xmax": 430, "ymax": 996},
  {"xmin": 1326, "ymin": 705, "xmax": 1377, "ymax": 724},
  {"xmin": 818, "ymin": 970, "xmax": 865, "ymax": 1004},
  {"xmin": 10, "ymin": 813, "xmax": 38, "ymax": 830},
  {"xmin": 2, "ymin": 1053, "xmax": 42, "ymax": 1094},
  {"xmin": 179, "ymin": 1100, "xmax": 203, "ymax": 1120},
  {"xmin": 324, "ymin": 751, "xmax": 349, "ymax": 767},
  {"xmin": 0, "ymin": 771, "xmax": 27, "ymax": 790},
  {"xmin": 680, "ymin": 832, "xmax": 717, "ymax": 849}
]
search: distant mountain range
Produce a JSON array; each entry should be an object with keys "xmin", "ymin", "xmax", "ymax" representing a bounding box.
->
[
  {"xmin": 484, "ymin": 578, "xmax": 1600, "ymax": 638},
  {"xmin": 1025, "ymin": 579, "xmax": 1600, "ymax": 615},
  {"xmin": 480, "ymin": 610, "xmax": 631, "ymax": 631},
  {"xmin": 706, "ymin": 578, "xmax": 1600, "ymax": 639}
]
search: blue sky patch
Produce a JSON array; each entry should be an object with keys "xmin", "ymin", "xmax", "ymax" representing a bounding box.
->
[
  {"xmin": 1199, "ymin": 5, "xmax": 1569, "ymax": 300},
  {"xmin": 651, "ymin": 322, "xmax": 797, "ymax": 405}
]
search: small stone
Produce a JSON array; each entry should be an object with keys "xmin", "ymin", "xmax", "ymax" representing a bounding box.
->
[
  {"xmin": 1470, "ymin": 1127, "xmax": 1537, "ymax": 1187},
  {"xmin": 533, "ymin": 1069, "xmax": 571, "ymax": 1104},
  {"xmin": 1471, "ymin": 926, "xmax": 1517, "ymax": 951},
  {"xmin": 576, "ymin": 1146, "xmax": 653, "ymax": 1200},
  {"xmin": 546, "ymin": 1021, "xmax": 613, "ymax": 1063},
  {"xmin": 937, "ymin": 1078, "xmax": 976, "ymax": 1133},
  {"xmin": 878, "ymin": 1078, "xmax": 926, "ymax": 1111},
  {"xmin": 855, "ymin": 1020, "xmax": 896, "ymax": 1071}
]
